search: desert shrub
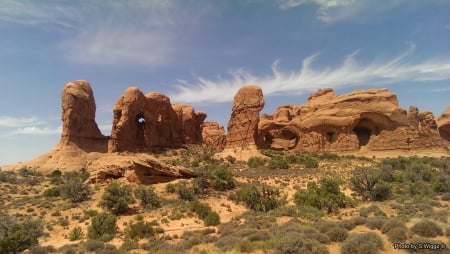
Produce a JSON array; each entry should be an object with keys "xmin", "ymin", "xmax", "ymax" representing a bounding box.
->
[
  {"xmin": 247, "ymin": 230, "xmax": 271, "ymax": 242},
  {"xmin": 69, "ymin": 226, "xmax": 84, "ymax": 241},
  {"xmin": 248, "ymin": 156, "xmax": 266, "ymax": 168},
  {"xmin": 43, "ymin": 187, "xmax": 61, "ymax": 197},
  {"xmin": 276, "ymin": 231, "xmax": 329, "ymax": 254},
  {"xmin": 28, "ymin": 246, "xmax": 51, "ymax": 254},
  {"xmin": 339, "ymin": 220, "xmax": 356, "ymax": 230},
  {"xmin": 0, "ymin": 216, "xmax": 43, "ymax": 254},
  {"xmin": 294, "ymin": 177, "xmax": 347, "ymax": 213},
  {"xmin": 234, "ymin": 184, "xmax": 283, "ymax": 212},
  {"xmin": 125, "ymin": 221, "xmax": 159, "ymax": 239},
  {"xmin": 381, "ymin": 218, "xmax": 407, "ymax": 234},
  {"xmin": 59, "ymin": 218, "xmax": 70, "ymax": 227},
  {"xmin": 225, "ymin": 155, "xmax": 237, "ymax": 164},
  {"xmin": 386, "ymin": 226, "xmax": 408, "ymax": 242},
  {"xmin": 366, "ymin": 216, "xmax": 387, "ymax": 230},
  {"xmin": 134, "ymin": 185, "xmax": 160, "ymax": 210},
  {"xmin": 407, "ymin": 236, "xmax": 449, "ymax": 254},
  {"xmin": 351, "ymin": 216, "xmax": 367, "ymax": 225},
  {"xmin": 100, "ymin": 181, "xmax": 135, "ymax": 214},
  {"xmin": 190, "ymin": 201, "xmax": 221, "ymax": 226},
  {"xmin": 192, "ymin": 174, "xmax": 209, "ymax": 194},
  {"xmin": 441, "ymin": 192, "xmax": 450, "ymax": 201},
  {"xmin": 119, "ymin": 238, "xmax": 139, "ymax": 252},
  {"xmin": 350, "ymin": 167, "xmax": 392, "ymax": 201},
  {"xmin": 59, "ymin": 174, "xmax": 92, "ymax": 203},
  {"xmin": 268, "ymin": 156, "xmax": 289, "ymax": 169},
  {"xmin": 204, "ymin": 212, "xmax": 220, "ymax": 226},
  {"xmin": 0, "ymin": 171, "xmax": 17, "ymax": 183},
  {"xmin": 304, "ymin": 157, "xmax": 319, "ymax": 169},
  {"xmin": 87, "ymin": 212, "xmax": 117, "ymax": 242},
  {"xmin": 210, "ymin": 165, "xmax": 235, "ymax": 191},
  {"xmin": 215, "ymin": 235, "xmax": 240, "ymax": 250},
  {"xmin": 326, "ymin": 227, "xmax": 348, "ymax": 242},
  {"xmin": 411, "ymin": 220, "xmax": 443, "ymax": 237},
  {"xmin": 85, "ymin": 239, "xmax": 105, "ymax": 251},
  {"xmin": 341, "ymin": 232, "xmax": 383, "ymax": 254}
]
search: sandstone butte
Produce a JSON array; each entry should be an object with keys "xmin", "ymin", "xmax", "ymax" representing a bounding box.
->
[{"xmin": 3, "ymin": 80, "xmax": 449, "ymax": 183}]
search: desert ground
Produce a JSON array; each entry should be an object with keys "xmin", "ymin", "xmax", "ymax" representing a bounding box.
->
[{"xmin": 1, "ymin": 146, "xmax": 449, "ymax": 254}]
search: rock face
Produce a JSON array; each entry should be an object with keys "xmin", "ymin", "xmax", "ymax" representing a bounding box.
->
[
  {"xmin": 202, "ymin": 121, "xmax": 226, "ymax": 150},
  {"xmin": 60, "ymin": 80, "xmax": 108, "ymax": 152},
  {"xmin": 438, "ymin": 107, "xmax": 450, "ymax": 141},
  {"xmin": 109, "ymin": 88, "xmax": 183, "ymax": 152},
  {"xmin": 226, "ymin": 85, "xmax": 265, "ymax": 149},
  {"xmin": 257, "ymin": 88, "xmax": 449, "ymax": 152},
  {"xmin": 172, "ymin": 104, "xmax": 207, "ymax": 144}
]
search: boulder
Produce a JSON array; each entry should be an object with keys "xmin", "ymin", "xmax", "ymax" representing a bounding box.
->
[{"xmin": 225, "ymin": 85, "xmax": 265, "ymax": 149}]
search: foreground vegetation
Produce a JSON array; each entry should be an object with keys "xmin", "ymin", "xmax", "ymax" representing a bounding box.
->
[{"xmin": 0, "ymin": 148, "xmax": 449, "ymax": 254}]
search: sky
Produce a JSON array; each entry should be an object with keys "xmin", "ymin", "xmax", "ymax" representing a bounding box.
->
[{"xmin": 0, "ymin": 0, "xmax": 449, "ymax": 166}]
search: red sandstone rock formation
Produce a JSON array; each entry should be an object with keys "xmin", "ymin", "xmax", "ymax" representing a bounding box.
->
[
  {"xmin": 109, "ymin": 88, "xmax": 183, "ymax": 152},
  {"xmin": 258, "ymin": 88, "xmax": 449, "ymax": 152},
  {"xmin": 226, "ymin": 85, "xmax": 265, "ymax": 149},
  {"xmin": 438, "ymin": 107, "xmax": 450, "ymax": 141},
  {"xmin": 60, "ymin": 80, "xmax": 108, "ymax": 152},
  {"xmin": 172, "ymin": 104, "xmax": 206, "ymax": 144},
  {"xmin": 202, "ymin": 121, "xmax": 226, "ymax": 150}
]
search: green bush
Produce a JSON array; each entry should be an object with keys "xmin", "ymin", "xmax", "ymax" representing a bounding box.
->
[
  {"xmin": 381, "ymin": 218, "xmax": 407, "ymax": 234},
  {"xmin": 248, "ymin": 156, "xmax": 266, "ymax": 168},
  {"xmin": 341, "ymin": 232, "xmax": 383, "ymax": 254},
  {"xmin": 411, "ymin": 220, "xmax": 443, "ymax": 237},
  {"xmin": 100, "ymin": 181, "xmax": 135, "ymax": 214},
  {"xmin": 294, "ymin": 178, "xmax": 347, "ymax": 213},
  {"xmin": 349, "ymin": 167, "xmax": 391, "ymax": 201},
  {"xmin": 235, "ymin": 184, "xmax": 283, "ymax": 212},
  {"xmin": 386, "ymin": 226, "xmax": 408, "ymax": 242},
  {"xmin": 125, "ymin": 221, "xmax": 159, "ymax": 239},
  {"xmin": 85, "ymin": 239, "xmax": 105, "ymax": 251},
  {"xmin": 276, "ymin": 231, "xmax": 329, "ymax": 254},
  {"xmin": 59, "ymin": 172, "xmax": 92, "ymax": 202},
  {"xmin": 0, "ymin": 216, "xmax": 43, "ymax": 254},
  {"xmin": 190, "ymin": 201, "xmax": 221, "ymax": 226},
  {"xmin": 69, "ymin": 226, "xmax": 84, "ymax": 241},
  {"xmin": 134, "ymin": 185, "xmax": 160, "ymax": 210},
  {"xmin": 268, "ymin": 156, "xmax": 289, "ymax": 169},
  {"xmin": 304, "ymin": 157, "xmax": 319, "ymax": 169},
  {"xmin": 325, "ymin": 227, "xmax": 348, "ymax": 242},
  {"xmin": 87, "ymin": 212, "xmax": 117, "ymax": 242},
  {"xmin": 211, "ymin": 166, "xmax": 235, "ymax": 191},
  {"xmin": 366, "ymin": 216, "xmax": 387, "ymax": 230},
  {"xmin": 43, "ymin": 187, "xmax": 61, "ymax": 197}
]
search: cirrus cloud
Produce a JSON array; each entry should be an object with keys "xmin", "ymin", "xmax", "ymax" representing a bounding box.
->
[{"xmin": 170, "ymin": 44, "xmax": 450, "ymax": 104}]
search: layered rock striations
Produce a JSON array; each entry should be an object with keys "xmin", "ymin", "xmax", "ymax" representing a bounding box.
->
[
  {"xmin": 226, "ymin": 85, "xmax": 265, "ymax": 149},
  {"xmin": 202, "ymin": 121, "xmax": 226, "ymax": 150},
  {"xmin": 257, "ymin": 88, "xmax": 449, "ymax": 152}
]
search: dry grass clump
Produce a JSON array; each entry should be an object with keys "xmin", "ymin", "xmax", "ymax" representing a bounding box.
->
[
  {"xmin": 411, "ymin": 219, "xmax": 443, "ymax": 237},
  {"xmin": 341, "ymin": 232, "xmax": 384, "ymax": 254}
]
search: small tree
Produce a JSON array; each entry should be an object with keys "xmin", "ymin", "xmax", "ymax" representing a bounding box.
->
[
  {"xmin": 134, "ymin": 185, "xmax": 160, "ymax": 210},
  {"xmin": 211, "ymin": 166, "xmax": 235, "ymax": 191},
  {"xmin": 100, "ymin": 181, "xmax": 135, "ymax": 214},
  {"xmin": 0, "ymin": 216, "xmax": 43, "ymax": 254},
  {"xmin": 60, "ymin": 178, "xmax": 92, "ymax": 202},
  {"xmin": 87, "ymin": 212, "xmax": 117, "ymax": 242},
  {"xmin": 350, "ymin": 167, "xmax": 391, "ymax": 201}
]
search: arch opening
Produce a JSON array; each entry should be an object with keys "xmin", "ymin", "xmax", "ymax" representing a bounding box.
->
[
  {"xmin": 353, "ymin": 127, "xmax": 371, "ymax": 147},
  {"xmin": 136, "ymin": 113, "xmax": 146, "ymax": 149}
]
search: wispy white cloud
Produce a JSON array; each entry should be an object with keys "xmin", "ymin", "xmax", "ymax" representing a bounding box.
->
[
  {"xmin": 431, "ymin": 87, "xmax": 450, "ymax": 92},
  {"xmin": 278, "ymin": 0, "xmax": 407, "ymax": 23},
  {"xmin": 0, "ymin": 116, "xmax": 46, "ymax": 127},
  {"xmin": 0, "ymin": 1, "xmax": 211, "ymax": 67},
  {"xmin": 169, "ymin": 45, "xmax": 450, "ymax": 103},
  {"xmin": 10, "ymin": 126, "xmax": 62, "ymax": 136}
]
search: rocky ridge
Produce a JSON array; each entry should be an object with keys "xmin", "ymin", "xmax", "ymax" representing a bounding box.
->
[{"xmin": 3, "ymin": 81, "xmax": 449, "ymax": 181}]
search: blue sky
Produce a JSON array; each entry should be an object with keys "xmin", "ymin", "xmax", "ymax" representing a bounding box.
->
[{"xmin": 0, "ymin": 0, "xmax": 449, "ymax": 166}]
